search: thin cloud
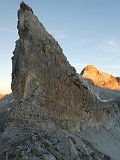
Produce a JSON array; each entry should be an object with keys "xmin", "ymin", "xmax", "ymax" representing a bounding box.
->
[
  {"xmin": 105, "ymin": 39, "xmax": 120, "ymax": 52},
  {"xmin": 99, "ymin": 65, "xmax": 120, "ymax": 69},
  {"xmin": 79, "ymin": 38, "xmax": 92, "ymax": 44},
  {"xmin": 75, "ymin": 63, "xmax": 87, "ymax": 67},
  {"xmin": 0, "ymin": 28, "xmax": 17, "ymax": 33}
]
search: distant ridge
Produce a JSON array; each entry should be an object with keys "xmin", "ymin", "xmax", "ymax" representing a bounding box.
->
[
  {"xmin": 0, "ymin": 94, "xmax": 4, "ymax": 99},
  {"xmin": 81, "ymin": 65, "xmax": 120, "ymax": 90}
]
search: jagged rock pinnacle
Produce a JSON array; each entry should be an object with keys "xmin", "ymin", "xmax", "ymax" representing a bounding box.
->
[
  {"xmin": 11, "ymin": 2, "xmax": 103, "ymax": 130},
  {"xmin": 20, "ymin": 1, "xmax": 33, "ymax": 13}
]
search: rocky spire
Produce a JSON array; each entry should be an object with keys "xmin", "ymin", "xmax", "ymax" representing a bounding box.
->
[
  {"xmin": 20, "ymin": 1, "xmax": 33, "ymax": 13},
  {"xmin": 11, "ymin": 2, "xmax": 103, "ymax": 130}
]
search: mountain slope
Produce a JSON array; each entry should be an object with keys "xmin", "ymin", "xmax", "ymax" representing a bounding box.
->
[
  {"xmin": 0, "ymin": 94, "xmax": 4, "ymax": 99},
  {"xmin": 81, "ymin": 65, "xmax": 120, "ymax": 90},
  {"xmin": 79, "ymin": 74, "xmax": 120, "ymax": 101},
  {"xmin": 0, "ymin": 93, "xmax": 15, "ymax": 132}
]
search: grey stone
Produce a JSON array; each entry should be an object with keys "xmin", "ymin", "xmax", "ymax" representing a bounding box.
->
[
  {"xmin": 42, "ymin": 153, "xmax": 56, "ymax": 160},
  {"xmin": 11, "ymin": 1, "xmax": 104, "ymax": 131},
  {"xmin": 56, "ymin": 137, "xmax": 78, "ymax": 158}
]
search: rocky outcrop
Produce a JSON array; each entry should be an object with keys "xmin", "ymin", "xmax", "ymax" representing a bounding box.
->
[
  {"xmin": 0, "ymin": 122, "xmax": 111, "ymax": 160},
  {"xmin": 1, "ymin": 2, "xmax": 120, "ymax": 160},
  {"xmin": 0, "ymin": 93, "xmax": 15, "ymax": 132},
  {"xmin": 11, "ymin": 2, "xmax": 104, "ymax": 130},
  {"xmin": 81, "ymin": 65, "xmax": 120, "ymax": 90}
]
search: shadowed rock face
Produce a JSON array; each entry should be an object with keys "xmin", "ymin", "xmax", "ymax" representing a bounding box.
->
[
  {"xmin": 11, "ymin": 2, "xmax": 103, "ymax": 129},
  {"xmin": 0, "ymin": 93, "xmax": 15, "ymax": 132},
  {"xmin": 81, "ymin": 65, "xmax": 120, "ymax": 90}
]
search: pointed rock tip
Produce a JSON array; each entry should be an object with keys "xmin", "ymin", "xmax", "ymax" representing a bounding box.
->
[
  {"xmin": 81, "ymin": 65, "xmax": 97, "ymax": 75},
  {"xmin": 85, "ymin": 65, "xmax": 97, "ymax": 70},
  {"xmin": 20, "ymin": 1, "xmax": 33, "ymax": 14}
]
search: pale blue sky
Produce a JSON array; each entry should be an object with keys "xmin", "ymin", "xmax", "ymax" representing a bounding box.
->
[{"xmin": 0, "ymin": 0, "xmax": 120, "ymax": 94}]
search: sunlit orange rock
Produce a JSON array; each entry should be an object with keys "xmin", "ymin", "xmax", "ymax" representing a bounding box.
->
[
  {"xmin": 81, "ymin": 65, "xmax": 120, "ymax": 90},
  {"xmin": 0, "ymin": 94, "xmax": 4, "ymax": 99}
]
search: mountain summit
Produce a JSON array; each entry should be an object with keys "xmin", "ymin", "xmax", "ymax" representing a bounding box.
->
[{"xmin": 81, "ymin": 65, "xmax": 120, "ymax": 90}]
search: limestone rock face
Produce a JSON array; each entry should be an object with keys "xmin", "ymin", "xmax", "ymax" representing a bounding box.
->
[
  {"xmin": 81, "ymin": 65, "xmax": 120, "ymax": 90},
  {"xmin": 11, "ymin": 2, "xmax": 103, "ymax": 129}
]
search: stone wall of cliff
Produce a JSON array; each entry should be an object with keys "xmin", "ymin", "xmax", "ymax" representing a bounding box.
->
[{"xmin": 10, "ymin": 2, "xmax": 105, "ymax": 130}]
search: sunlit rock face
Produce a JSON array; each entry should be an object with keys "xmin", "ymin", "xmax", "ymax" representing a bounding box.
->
[
  {"xmin": 11, "ymin": 2, "xmax": 103, "ymax": 130},
  {"xmin": 81, "ymin": 65, "xmax": 120, "ymax": 90},
  {"xmin": 0, "ymin": 94, "xmax": 4, "ymax": 99}
]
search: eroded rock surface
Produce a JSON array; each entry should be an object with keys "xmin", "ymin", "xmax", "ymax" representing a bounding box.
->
[
  {"xmin": 11, "ymin": 1, "xmax": 104, "ymax": 130},
  {"xmin": 0, "ymin": 122, "xmax": 111, "ymax": 160}
]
